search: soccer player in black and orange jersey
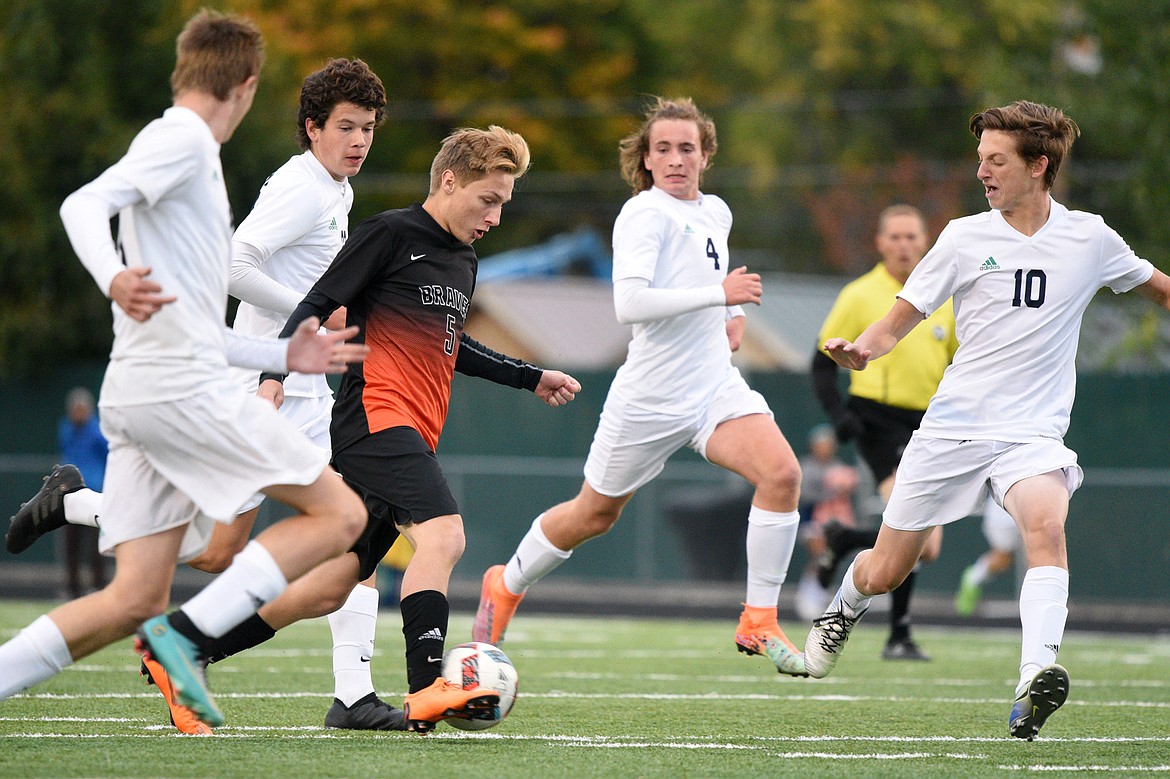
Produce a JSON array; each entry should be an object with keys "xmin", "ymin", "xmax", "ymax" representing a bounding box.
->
[{"xmin": 178, "ymin": 125, "xmax": 581, "ymax": 734}]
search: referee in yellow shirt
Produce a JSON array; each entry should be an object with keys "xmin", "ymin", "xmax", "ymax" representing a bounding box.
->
[{"xmin": 811, "ymin": 204, "xmax": 958, "ymax": 661}]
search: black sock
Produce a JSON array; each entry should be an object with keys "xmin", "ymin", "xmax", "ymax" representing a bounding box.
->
[
  {"xmin": 168, "ymin": 609, "xmax": 213, "ymax": 654},
  {"xmin": 834, "ymin": 527, "xmax": 880, "ymax": 556},
  {"xmin": 169, "ymin": 610, "xmax": 276, "ymax": 663},
  {"xmin": 400, "ymin": 590, "xmax": 448, "ymax": 693},
  {"xmin": 888, "ymin": 570, "xmax": 916, "ymax": 643},
  {"xmin": 205, "ymin": 613, "xmax": 277, "ymax": 664}
]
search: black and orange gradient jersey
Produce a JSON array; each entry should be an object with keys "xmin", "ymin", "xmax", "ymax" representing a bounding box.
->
[{"xmin": 271, "ymin": 203, "xmax": 541, "ymax": 454}]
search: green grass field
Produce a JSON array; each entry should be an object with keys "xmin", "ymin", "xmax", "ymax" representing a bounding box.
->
[{"xmin": 1, "ymin": 599, "xmax": 1167, "ymax": 778}]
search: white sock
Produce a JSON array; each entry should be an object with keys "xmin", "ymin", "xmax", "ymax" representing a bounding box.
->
[
  {"xmin": 966, "ymin": 556, "xmax": 993, "ymax": 587},
  {"xmin": 829, "ymin": 560, "xmax": 873, "ymax": 618},
  {"xmin": 502, "ymin": 514, "xmax": 571, "ymax": 595},
  {"xmin": 63, "ymin": 488, "xmax": 102, "ymax": 528},
  {"xmin": 1017, "ymin": 566, "xmax": 1069, "ymax": 695},
  {"xmin": 744, "ymin": 507, "xmax": 799, "ymax": 607},
  {"xmin": 0, "ymin": 615, "xmax": 74, "ymax": 699},
  {"xmin": 181, "ymin": 541, "xmax": 288, "ymax": 638},
  {"xmin": 327, "ymin": 584, "xmax": 379, "ymax": 707}
]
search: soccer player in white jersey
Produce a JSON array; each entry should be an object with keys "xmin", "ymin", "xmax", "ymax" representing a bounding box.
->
[
  {"xmin": 806, "ymin": 100, "xmax": 1170, "ymax": 740},
  {"xmin": 474, "ymin": 97, "xmax": 808, "ymax": 677},
  {"xmin": 0, "ymin": 10, "xmax": 369, "ymax": 731},
  {"xmin": 5, "ymin": 57, "xmax": 399, "ymax": 734}
]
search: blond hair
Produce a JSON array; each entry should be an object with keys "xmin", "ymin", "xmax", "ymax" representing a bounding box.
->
[
  {"xmin": 428, "ymin": 126, "xmax": 531, "ymax": 194},
  {"xmin": 876, "ymin": 204, "xmax": 927, "ymax": 235}
]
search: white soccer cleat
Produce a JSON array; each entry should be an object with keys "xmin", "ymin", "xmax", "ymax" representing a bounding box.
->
[{"xmin": 803, "ymin": 606, "xmax": 867, "ymax": 679}]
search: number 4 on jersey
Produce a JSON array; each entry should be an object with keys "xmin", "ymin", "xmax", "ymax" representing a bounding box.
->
[{"xmin": 706, "ymin": 237, "xmax": 720, "ymax": 270}]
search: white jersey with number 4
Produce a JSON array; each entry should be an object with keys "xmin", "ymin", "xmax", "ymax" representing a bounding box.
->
[
  {"xmin": 609, "ymin": 186, "xmax": 735, "ymax": 415},
  {"xmin": 232, "ymin": 151, "xmax": 351, "ymax": 398},
  {"xmin": 898, "ymin": 198, "xmax": 1153, "ymax": 442}
]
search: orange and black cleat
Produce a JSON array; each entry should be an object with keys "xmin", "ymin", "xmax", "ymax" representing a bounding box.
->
[{"xmin": 402, "ymin": 678, "xmax": 500, "ymax": 734}]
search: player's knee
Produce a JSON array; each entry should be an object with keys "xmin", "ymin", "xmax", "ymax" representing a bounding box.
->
[
  {"xmin": 917, "ymin": 544, "xmax": 941, "ymax": 565},
  {"xmin": 575, "ymin": 505, "xmax": 622, "ymax": 541},
  {"xmin": 757, "ymin": 457, "xmax": 801, "ymax": 503},
  {"xmin": 186, "ymin": 547, "xmax": 235, "ymax": 574},
  {"xmin": 333, "ymin": 489, "xmax": 369, "ymax": 547}
]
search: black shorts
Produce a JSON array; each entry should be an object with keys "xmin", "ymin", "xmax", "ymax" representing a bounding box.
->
[
  {"xmin": 333, "ymin": 426, "xmax": 460, "ymax": 580},
  {"xmin": 846, "ymin": 396, "xmax": 925, "ymax": 483}
]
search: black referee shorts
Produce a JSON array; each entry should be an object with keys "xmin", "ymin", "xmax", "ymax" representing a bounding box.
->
[
  {"xmin": 846, "ymin": 396, "xmax": 926, "ymax": 484},
  {"xmin": 332, "ymin": 426, "xmax": 460, "ymax": 580}
]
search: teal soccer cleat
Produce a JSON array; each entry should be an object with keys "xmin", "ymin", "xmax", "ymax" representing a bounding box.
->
[{"xmin": 135, "ymin": 614, "xmax": 224, "ymax": 728}]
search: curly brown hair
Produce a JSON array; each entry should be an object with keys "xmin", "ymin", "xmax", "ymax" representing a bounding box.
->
[
  {"xmin": 969, "ymin": 101, "xmax": 1080, "ymax": 190},
  {"xmin": 296, "ymin": 58, "xmax": 387, "ymax": 151},
  {"xmin": 618, "ymin": 97, "xmax": 717, "ymax": 194}
]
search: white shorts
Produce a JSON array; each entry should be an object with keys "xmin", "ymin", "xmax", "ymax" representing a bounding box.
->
[
  {"xmin": 981, "ymin": 496, "xmax": 1021, "ymax": 552},
  {"xmin": 583, "ymin": 368, "xmax": 772, "ymax": 497},
  {"xmin": 236, "ymin": 393, "xmax": 333, "ymax": 514},
  {"xmin": 98, "ymin": 385, "xmax": 330, "ymax": 562},
  {"xmin": 884, "ymin": 434, "xmax": 1083, "ymax": 532}
]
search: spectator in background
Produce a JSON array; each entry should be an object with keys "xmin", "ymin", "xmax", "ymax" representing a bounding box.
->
[
  {"xmin": 794, "ymin": 424, "xmax": 859, "ymax": 621},
  {"xmin": 58, "ymin": 388, "xmax": 108, "ymax": 598},
  {"xmin": 811, "ymin": 204, "xmax": 956, "ymax": 661}
]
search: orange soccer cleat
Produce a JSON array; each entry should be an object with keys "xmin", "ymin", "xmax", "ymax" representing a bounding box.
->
[
  {"xmin": 471, "ymin": 564, "xmax": 524, "ymax": 645},
  {"xmin": 139, "ymin": 654, "xmax": 213, "ymax": 735},
  {"xmin": 735, "ymin": 603, "xmax": 809, "ymax": 678},
  {"xmin": 402, "ymin": 677, "xmax": 500, "ymax": 734}
]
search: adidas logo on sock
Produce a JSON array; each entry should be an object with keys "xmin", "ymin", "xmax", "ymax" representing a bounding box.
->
[
  {"xmin": 418, "ymin": 627, "xmax": 444, "ymax": 642},
  {"xmin": 1044, "ymin": 643, "xmax": 1060, "ymax": 654}
]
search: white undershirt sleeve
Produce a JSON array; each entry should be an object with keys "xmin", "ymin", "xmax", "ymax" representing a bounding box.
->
[
  {"xmin": 726, "ymin": 305, "xmax": 745, "ymax": 320},
  {"xmin": 612, "ymin": 276, "xmax": 726, "ymax": 325},
  {"xmin": 228, "ymin": 239, "xmax": 305, "ymax": 316},
  {"xmin": 223, "ymin": 328, "xmax": 289, "ymax": 374}
]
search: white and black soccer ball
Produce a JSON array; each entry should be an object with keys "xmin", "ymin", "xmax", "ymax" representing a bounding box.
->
[{"xmin": 441, "ymin": 641, "xmax": 518, "ymax": 731}]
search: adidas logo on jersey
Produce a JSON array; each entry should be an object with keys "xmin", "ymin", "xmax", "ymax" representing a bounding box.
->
[
  {"xmin": 979, "ymin": 256, "xmax": 1000, "ymax": 271},
  {"xmin": 418, "ymin": 627, "xmax": 444, "ymax": 642},
  {"xmin": 328, "ymin": 217, "xmax": 339, "ymax": 231},
  {"xmin": 683, "ymin": 224, "xmax": 695, "ymax": 234}
]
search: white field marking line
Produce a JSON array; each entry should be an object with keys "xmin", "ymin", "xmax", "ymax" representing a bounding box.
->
[
  {"xmin": 541, "ymin": 671, "xmax": 1170, "ymax": 689},
  {"xmin": 5, "ymin": 729, "xmax": 1169, "ymax": 754},
  {"xmin": 998, "ymin": 766, "xmax": 1170, "ymax": 773},
  {"xmin": 15, "ymin": 690, "xmax": 1170, "ymax": 709},
  {"xmin": 61, "ymin": 662, "xmax": 1170, "ymax": 691},
  {"xmin": 0, "ymin": 716, "xmax": 149, "ymax": 723}
]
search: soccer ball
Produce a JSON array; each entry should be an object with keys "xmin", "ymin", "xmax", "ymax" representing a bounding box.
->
[{"xmin": 441, "ymin": 641, "xmax": 518, "ymax": 730}]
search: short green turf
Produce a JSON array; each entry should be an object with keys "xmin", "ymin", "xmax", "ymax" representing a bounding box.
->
[{"xmin": 1, "ymin": 600, "xmax": 1167, "ymax": 778}]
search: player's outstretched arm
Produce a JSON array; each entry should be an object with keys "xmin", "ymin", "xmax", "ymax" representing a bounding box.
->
[
  {"xmin": 1135, "ymin": 268, "xmax": 1170, "ymax": 311},
  {"xmin": 534, "ymin": 371, "xmax": 581, "ymax": 408},
  {"xmin": 286, "ymin": 317, "xmax": 366, "ymax": 374},
  {"xmin": 825, "ymin": 298, "xmax": 925, "ymax": 371}
]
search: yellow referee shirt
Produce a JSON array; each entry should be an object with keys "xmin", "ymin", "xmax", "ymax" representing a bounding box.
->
[{"xmin": 817, "ymin": 263, "xmax": 958, "ymax": 411}]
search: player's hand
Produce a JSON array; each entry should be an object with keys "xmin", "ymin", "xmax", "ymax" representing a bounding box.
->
[
  {"xmin": 322, "ymin": 306, "xmax": 348, "ymax": 331},
  {"xmin": 535, "ymin": 370, "xmax": 581, "ymax": 407},
  {"xmin": 286, "ymin": 317, "xmax": 367, "ymax": 374},
  {"xmin": 823, "ymin": 338, "xmax": 871, "ymax": 371},
  {"xmin": 722, "ymin": 266, "xmax": 762, "ymax": 306},
  {"xmin": 257, "ymin": 378, "xmax": 284, "ymax": 409},
  {"xmin": 109, "ymin": 267, "xmax": 177, "ymax": 322},
  {"xmin": 726, "ymin": 315, "xmax": 746, "ymax": 352}
]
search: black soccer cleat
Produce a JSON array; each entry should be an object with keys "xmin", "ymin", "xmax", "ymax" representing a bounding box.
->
[
  {"xmin": 325, "ymin": 692, "xmax": 407, "ymax": 731},
  {"xmin": 881, "ymin": 636, "xmax": 931, "ymax": 661},
  {"xmin": 5, "ymin": 464, "xmax": 85, "ymax": 554},
  {"xmin": 1009, "ymin": 664, "xmax": 1070, "ymax": 741}
]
